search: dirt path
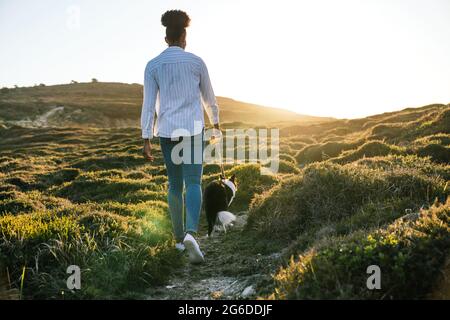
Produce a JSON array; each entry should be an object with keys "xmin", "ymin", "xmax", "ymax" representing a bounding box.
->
[
  {"xmin": 11, "ymin": 106, "xmax": 64, "ymax": 128},
  {"xmin": 146, "ymin": 212, "xmax": 282, "ymax": 300},
  {"xmin": 35, "ymin": 106, "xmax": 65, "ymax": 127}
]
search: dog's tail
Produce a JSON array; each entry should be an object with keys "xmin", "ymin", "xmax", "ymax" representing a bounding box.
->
[{"xmin": 217, "ymin": 211, "xmax": 236, "ymax": 227}]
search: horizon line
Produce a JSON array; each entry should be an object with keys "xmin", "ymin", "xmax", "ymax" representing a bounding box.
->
[{"xmin": 2, "ymin": 80, "xmax": 449, "ymax": 121}]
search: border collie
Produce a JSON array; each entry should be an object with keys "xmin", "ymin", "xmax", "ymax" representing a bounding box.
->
[{"xmin": 204, "ymin": 174, "xmax": 237, "ymax": 236}]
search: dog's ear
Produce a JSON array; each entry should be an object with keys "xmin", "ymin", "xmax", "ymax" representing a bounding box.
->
[{"xmin": 229, "ymin": 174, "xmax": 236, "ymax": 183}]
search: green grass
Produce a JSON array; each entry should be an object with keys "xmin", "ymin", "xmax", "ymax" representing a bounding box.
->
[
  {"xmin": 295, "ymin": 140, "xmax": 364, "ymax": 164},
  {"xmin": 0, "ymin": 126, "xmax": 182, "ymax": 299},
  {"xmin": 0, "ymin": 202, "xmax": 181, "ymax": 299},
  {"xmin": 0, "ymin": 84, "xmax": 449, "ymax": 299},
  {"xmin": 248, "ymin": 157, "xmax": 448, "ymax": 241},
  {"xmin": 270, "ymin": 199, "xmax": 450, "ymax": 299},
  {"xmin": 328, "ymin": 141, "xmax": 405, "ymax": 164}
]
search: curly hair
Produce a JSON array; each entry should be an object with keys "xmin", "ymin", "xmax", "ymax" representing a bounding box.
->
[{"xmin": 161, "ymin": 10, "xmax": 191, "ymax": 43}]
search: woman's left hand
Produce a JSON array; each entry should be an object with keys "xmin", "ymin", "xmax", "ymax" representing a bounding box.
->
[{"xmin": 143, "ymin": 139, "xmax": 154, "ymax": 161}]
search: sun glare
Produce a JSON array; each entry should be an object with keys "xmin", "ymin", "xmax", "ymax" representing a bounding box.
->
[{"xmin": 0, "ymin": 0, "xmax": 449, "ymax": 118}]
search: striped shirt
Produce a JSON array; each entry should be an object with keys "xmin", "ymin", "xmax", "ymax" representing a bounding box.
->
[{"xmin": 141, "ymin": 46, "xmax": 220, "ymax": 139}]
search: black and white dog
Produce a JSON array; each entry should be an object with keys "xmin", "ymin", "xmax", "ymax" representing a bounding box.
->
[{"xmin": 204, "ymin": 174, "xmax": 237, "ymax": 236}]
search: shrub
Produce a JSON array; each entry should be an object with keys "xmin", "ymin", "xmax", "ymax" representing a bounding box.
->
[
  {"xmin": 413, "ymin": 134, "xmax": 450, "ymax": 147},
  {"xmin": 248, "ymin": 159, "xmax": 449, "ymax": 241},
  {"xmin": 329, "ymin": 141, "xmax": 405, "ymax": 164},
  {"xmin": 279, "ymin": 153, "xmax": 297, "ymax": 164},
  {"xmin": 354, "ymin": 155, "xmax": 450, "ymax": 181},
  {"xmin": 4, "ymin": 176, "xmax": 34, "ymax": 191},
  {"xmin": 273, "ymin": 160, "xmax": 301, "ymax": 175},
  {"xmin": 270, "ymin": 199, "xmax": 450, "ymax": 299},
  {"xmin": 369, "ymin": 123, "xmax": 405, "ymax": 141},
  {"xmin": 38, "ymin": 168, "xmax": 80, "ymax": 186},
  {"xmin": 0, "ymin": 191, "xmax": 45, "ymax": 215},
  {"xmin": 416, "ymin": 144, "xmax": 450, "ymax": 164},
  {"xmin": 295, "ymin": 141, "xmax": 363, "ymax": 164},
  {"xmin": 55, "ymin": 174, "xmax": 166, "ymax": 203}
]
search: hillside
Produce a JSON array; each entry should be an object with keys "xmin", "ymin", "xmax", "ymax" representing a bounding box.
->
[
  {"xmin": 0, "ymin": 82, "xmax": 332, "ymax": 128},
  {"xmin": 0, "ymin": 87, "xmax": 449, "ymax": 299}
]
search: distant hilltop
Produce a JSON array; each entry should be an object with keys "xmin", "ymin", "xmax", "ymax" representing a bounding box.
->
[{"xmin": 0, "ymin": 82, "xmax": 333, "ymax": 128}]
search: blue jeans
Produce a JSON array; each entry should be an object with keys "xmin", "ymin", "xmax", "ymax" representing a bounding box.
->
[{"xmin": 159, "ymin": 132, "xmax": 204, "ymax": 242}]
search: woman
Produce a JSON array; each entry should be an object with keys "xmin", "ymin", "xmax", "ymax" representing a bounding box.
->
[{"xmin": 141, "ymin": 10, "xmax": 220, "ymax": 264}]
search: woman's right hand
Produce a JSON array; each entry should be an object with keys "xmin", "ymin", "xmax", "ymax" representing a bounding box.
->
[
  {"xmin": 210, "ymin": 124, "xmax": 222, "ymax": 144},
  {"xmin": 143, "ymin": 139, "xmax": 154, "ymax": 161}
]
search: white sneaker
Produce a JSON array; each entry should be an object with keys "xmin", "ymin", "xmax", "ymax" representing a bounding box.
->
[
  {"xmin": 175, "ymin": 242, "xmax": 185, "ymax": 252},
  {"xmin": 183, "ymin": 233, "xmax": 205, "ymax": 264}
]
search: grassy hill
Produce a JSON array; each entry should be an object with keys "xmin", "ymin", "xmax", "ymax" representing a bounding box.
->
[
  {"xmin": 0, "ymin": 83, "xmax": 449, "ymax": 299},
  {"xmin": 0, "ymin": 82, "xmax": 332, "ymax": 128}
]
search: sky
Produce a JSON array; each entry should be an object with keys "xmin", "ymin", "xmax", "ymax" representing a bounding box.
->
[{"xmin": 1, "ymin": 0, "xmax": 450, "ymax": 118}]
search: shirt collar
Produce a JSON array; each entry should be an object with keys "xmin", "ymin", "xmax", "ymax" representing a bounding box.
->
[{"xmin": 164, "ymin": 46, "xmax": 184, "ymax": 52}]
